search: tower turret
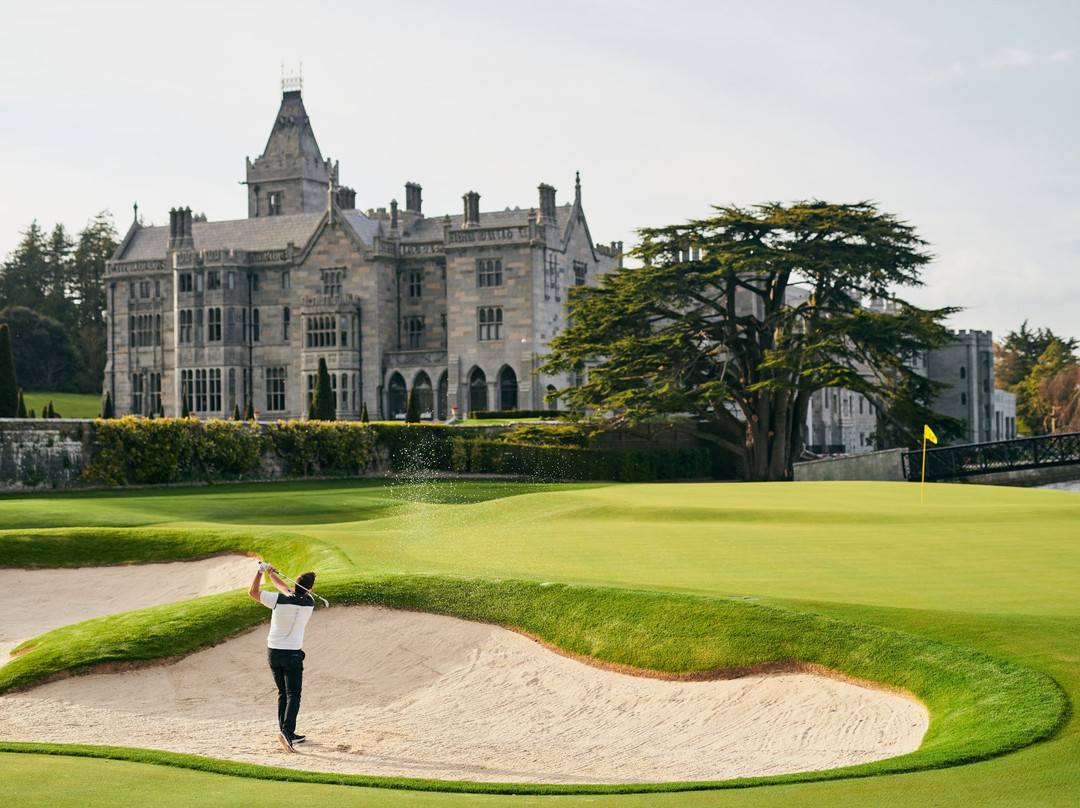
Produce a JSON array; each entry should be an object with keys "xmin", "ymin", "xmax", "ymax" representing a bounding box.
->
[{"xmin": 245, "ymin": 79, "xmax": 339, "ymax": 218}]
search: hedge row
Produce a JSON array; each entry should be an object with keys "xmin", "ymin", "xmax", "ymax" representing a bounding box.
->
[
  {"xmin": 450, "ymin": 438, "xmax": 710, "ymax": 482},
  {"xmin": 78, "ymin": 418, "xmax": 713, "ymax": 486},
  {"xmin": 468, "ymin": 409, "xmax": 568, "ymax": 420},
  {"xmin": 82, "ymin": 417, "xmax": 377, "ymax": 486}
]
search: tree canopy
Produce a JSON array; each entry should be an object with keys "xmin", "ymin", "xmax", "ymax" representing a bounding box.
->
[
  {"xmin": 0, "ymin": 213, "xmax": 117, "ymax": 393},
  {"xmin": 0, "ymin": 306, "xmax": 81, "ymax": 392},
  {"xmin": 994, "ymin": 322, "xmax": 1079, "ymax": 435},
  {"xmin": 541, "ymin": 200, "xmax": 960, "ymax": 481}
]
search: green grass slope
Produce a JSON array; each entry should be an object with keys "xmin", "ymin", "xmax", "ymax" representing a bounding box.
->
[{"xmin": 0, "ymin": 479, "xmax": 1078, "ymax": 805}]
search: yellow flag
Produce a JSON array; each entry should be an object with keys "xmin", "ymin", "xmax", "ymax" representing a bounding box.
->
[{"xmin": 924, "ymin": 424, "xmax": 938, "ymax": 444}]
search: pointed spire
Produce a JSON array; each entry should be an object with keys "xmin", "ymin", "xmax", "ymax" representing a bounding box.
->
[
  {"xmin": 575, "ymin": 171, "xmax": 581, "ymax": 205},
  {"xmin": 246, "ymin": 79, "xmax": 334, "ymax": 218}
]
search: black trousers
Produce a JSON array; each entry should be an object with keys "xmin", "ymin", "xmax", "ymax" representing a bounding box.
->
[{"xmin": 267, "ymin": 648, "xmax": 305, "ymax": 737}]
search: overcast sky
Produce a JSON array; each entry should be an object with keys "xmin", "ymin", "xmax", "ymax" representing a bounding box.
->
[{"xmin": 1, "ymin": 0, "xmax": 1076, "ymax": 342}]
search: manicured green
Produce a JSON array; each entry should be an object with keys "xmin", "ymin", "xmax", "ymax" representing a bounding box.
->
[
  {"xmin": 20, "ymin": 391, "xmax": 102, "ymax": 419},
  {"xmin": 0, "ymin": 480, "xmax": 1078, "ymax": 806}
]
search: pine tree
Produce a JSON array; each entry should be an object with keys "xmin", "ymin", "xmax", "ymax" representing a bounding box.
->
[
  {"xmin": 310, "ymin": 357, "xmax": 336, "ymax": 420},
  {"xmin": 244, "ymin": 397, "xmax": 254, "ymax": 420},
  {"xmin": 360, "ymin": 401, "xmax": 369, "ymax": 423},
  {"xmin": 0, "ymin": 323, "xmax": 17, "ymax": 417},
  {"xmin": 405, "ymin": 387, "xmax": 420, "ymax": 423},
  {"xmin": 16, "ymin": 388, "xmax": 27, "ymax": 418},
  {"xmin": 101, "ymin": 389, "xmax": 114, "ymax": 419}
]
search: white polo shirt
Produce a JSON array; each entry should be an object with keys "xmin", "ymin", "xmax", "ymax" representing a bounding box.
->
[{"xmin": 259, "ymin": 591, "xmax": 314, "ymax": 650}]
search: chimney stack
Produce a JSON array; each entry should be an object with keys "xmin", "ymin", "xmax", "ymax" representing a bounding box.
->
[
  {"xmin": 405, "ymin": 182, "xmax": 422, "ymax": 213},
  {"xmin": 463, "ymin": 191, "xmax": 480, "ymax": 227},
  {"xmin": 538, "ymin": 184, "xmax": 557, "ymax": 224}
]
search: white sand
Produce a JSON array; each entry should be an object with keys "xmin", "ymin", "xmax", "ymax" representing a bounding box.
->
[
  {"xmin": 0, "ymin": 555, "xmax": 256, "ymax": 665},
  {"xmin": 0, "ymin": 562, "xmax": 928, "ymax": 784}
]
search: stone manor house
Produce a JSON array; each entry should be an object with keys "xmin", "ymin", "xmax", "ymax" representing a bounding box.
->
[{"xmin": 104, "ymin": 87, "xmax": 620, "ymax": 421}]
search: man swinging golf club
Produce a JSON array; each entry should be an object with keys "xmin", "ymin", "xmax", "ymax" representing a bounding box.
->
[{"xmin": 248, "ymin": 562, "xmax": 317, "ymax": 753}]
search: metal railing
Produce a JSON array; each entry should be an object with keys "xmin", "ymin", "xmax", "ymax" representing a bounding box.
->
[{"xmin": 902, "ymin": 431, "xmax": 1080, "ymax": 481}]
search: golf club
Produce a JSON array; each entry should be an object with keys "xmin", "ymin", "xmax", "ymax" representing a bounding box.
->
[{"xmin": 259, "ymin": 562, "xmax": 330, "ymax": 607}]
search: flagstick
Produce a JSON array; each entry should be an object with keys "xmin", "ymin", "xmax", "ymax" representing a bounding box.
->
[{"xmin": 920, "ymin": 433, "xmax": 927, "ymax": 503}]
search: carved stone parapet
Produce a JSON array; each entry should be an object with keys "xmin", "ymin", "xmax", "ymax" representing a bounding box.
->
[
  {"xmin": 399, "ymin": 242, "xmax": 445, "ymax": 256},
  {"xmin": 382, "ymin": 349, "xmax": 448, "ymax": 370},
  {"xmin": 447, "ymin": 226, "xmax": 528, "ymax": 246},
  {"xmin": 106, "ymin": 260, "xmax": 167, "ymax": 276},
  {"xmin": 299, "ymin": 293, "xmax": 362, "ymax": 312}
]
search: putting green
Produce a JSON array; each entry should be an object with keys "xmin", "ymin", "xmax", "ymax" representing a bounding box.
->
[{"xmin": 0, "ymin": 480, "xmax": 1077, "ymax": 806}]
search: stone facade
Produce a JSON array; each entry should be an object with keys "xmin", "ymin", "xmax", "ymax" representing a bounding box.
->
[
  {"xmin": 104, "ymin": 89, "xmax": 620, "ymax": 421},
  {"xmin": 806, "ymin": 328, "xmax": 1018, "ymax": 455}
]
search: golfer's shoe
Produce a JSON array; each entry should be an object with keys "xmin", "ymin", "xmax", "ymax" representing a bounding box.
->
[
  {"xmin": 277, "ymin": 730, "xmax": 296, "ymax": 753},
  {"xmin": 290, "ymin": 734, "xmax": 306, "ymax": 744}
]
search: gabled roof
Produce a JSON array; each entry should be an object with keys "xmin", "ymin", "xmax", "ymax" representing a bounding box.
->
[
  {"xmin": 112, "ymin": 213, "xmax": 327, "ymax": 261},
  {"xmin": 338, "ymin": 209, "xmax": 383, "ymax": 246}
]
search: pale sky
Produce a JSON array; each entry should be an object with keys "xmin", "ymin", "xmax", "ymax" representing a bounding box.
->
[{"xmin": 1, "ymin": 0, "xmax": 1076, "ymax": 343}]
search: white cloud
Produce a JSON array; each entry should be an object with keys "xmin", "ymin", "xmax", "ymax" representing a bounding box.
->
[
  {"xmin": 979, "ymin": 46, "xmax": 1038, "ymax": 70},
  {"xmin": 978, "ymin": 46, "xmax": 1073, "ymax": 70}
]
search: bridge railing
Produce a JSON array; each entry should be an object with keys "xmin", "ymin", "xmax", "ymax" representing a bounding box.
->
[{"xmin": 901, "ymin": 431, "xmax": 1080, "ymax": 481}]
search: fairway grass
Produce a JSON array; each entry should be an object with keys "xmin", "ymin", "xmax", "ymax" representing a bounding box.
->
[
  {"xmin": 19, "ymin": 391, "xmax": 102, "ymax": 419},
  {"xmin": 0, "ymin": 480, "xmax": 1078, "ymax": 805}
]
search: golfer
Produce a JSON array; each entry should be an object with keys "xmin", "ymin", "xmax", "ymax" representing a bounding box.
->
[{"xmin": 248, "ymin": 563, "xmax": 316, "ymax": 753}]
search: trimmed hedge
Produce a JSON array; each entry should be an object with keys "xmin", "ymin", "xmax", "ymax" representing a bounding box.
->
[
  {"xmin": 450, "ymin": 437, "xmax": 710, "ymax": 481},
  {"xmin": 81, "ymin": 417, "xmax": 376, "ymax": 486},
  {"xmin": 77, "ymin": 417, "xmax": 712, "ymax": 486},
  {"xmin": 468, "ymin": 409, "xmax": 568, "ymax": 420}
]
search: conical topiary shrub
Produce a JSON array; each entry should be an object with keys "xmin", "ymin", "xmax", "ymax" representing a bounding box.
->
[
  {"xmin": 181, "ymin": 392, "xmax": 192, "ymax": 418},
  {"xmin": 405, "ymin": 387, "xmax": 420, "ymax": 423},
  {"xmin": 232, "ymin": 402, "xmax": 241, "ymax": 420},
  {"xmin": 0, "ymin": 323, "xmax": 18, "ymax": 418},
  {"xmin": 16, "ymin": 388, "xmax": 27, "ymax": 418},
  {"xmin": 244, "ymin": 397, "xmax": 254, "ymax": 421},
  {"xmin": 360, "ymin": 401, "xmax": 369, "ymax": 423},
  {"xmin": 101, "ymin": 389, "xmax": 115, "ymax": 419},
  {"xmin": 310, "ymin": 357, "xmax": 336, "ymax": 420}
]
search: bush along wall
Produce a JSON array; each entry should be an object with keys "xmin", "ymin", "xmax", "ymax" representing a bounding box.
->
[
  {"xmin": 450, "ymin": 436, "xmax": 710, "ymax": 482},
  {"xmin": 71, "ymin": 418, "xmax": 711, "ymax": 487},
  {"xmin": 81, "ymin": 417, "xmax": 377, "ymax": 486}
]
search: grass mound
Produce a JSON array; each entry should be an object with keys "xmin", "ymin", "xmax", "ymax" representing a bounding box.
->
[{"xmin": 0, "ymin": 529, "xmax": 1067, "ymax": 795}]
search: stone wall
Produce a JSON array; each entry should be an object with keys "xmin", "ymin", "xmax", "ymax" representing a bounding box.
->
[
  {"xmin": 793, "ymin": 449, "xmax": 906, "ymax": 482},
  {"xmin": 0, "ymin": 419, "xmax": 94, "ymax": 490}
]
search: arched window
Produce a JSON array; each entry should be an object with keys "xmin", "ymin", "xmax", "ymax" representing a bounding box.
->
[
  {"xmin": 437, "ymin": 371, "xmax": 449, "ymax": 420},
  {"xmin": 498, "ymin": 366, "xmax": 518, "ymax": 411},
  {"xmin": 388, "ymin": 373, "xmax": 407, "ymax": 418},
  {"xmin": 413, "ymin": 371, "xmax": 433, "ymax": 418},
  {"xmin": 469, "ymin": 367, "xmax": 488, "ymax": 414}
]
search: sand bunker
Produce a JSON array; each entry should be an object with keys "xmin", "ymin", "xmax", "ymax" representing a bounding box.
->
[
  {"xmin": 0, "ymin": 563, "xmax": 928, "ymax": 784},
  {"xmin": 0, "ymin": 555, "xmax": 255, "ymax": 665}
]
